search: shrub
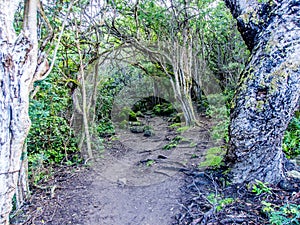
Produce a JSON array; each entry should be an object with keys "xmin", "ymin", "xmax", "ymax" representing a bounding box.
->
[
  {"xmin": 269, "ymin": 204, "xmax": 300, "ymax": 225},
  {"xmin": 27, "ymin": 74, "xmax": 80, "ymax": 183}
]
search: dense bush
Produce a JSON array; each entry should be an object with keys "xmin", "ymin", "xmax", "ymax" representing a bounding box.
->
[{"xmin": 27, "ymin": 73, "xmax": 80, "ymax": 183}]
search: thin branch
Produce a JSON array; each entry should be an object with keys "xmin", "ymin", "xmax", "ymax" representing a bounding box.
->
[
  {"xmin": 34, "ymin": 0, "xmax": 78, "ymax": 82},
  {"xmin": 37, "ymin": 0, "xmax": 54, "ymax": 52}
]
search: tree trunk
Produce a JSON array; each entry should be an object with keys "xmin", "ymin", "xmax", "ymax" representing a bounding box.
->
[
  {"xmin": 16, "ymin": 144, "xmax": 30, "ymax": 209},
  {"xmin": 74, "ymin": 21, "xmax": 94, "ymax": 160},
  {"xmin": 177, "ymin": 92, "xmax": 198, "ymax": 126},
  {"xmin": 0, "ymin": 1, "xmax": 39, "ymax": 224},
  {"xmin": 170, "ymin": 77, "xmax": 198, "ymax": 126},
  {"xmin": 225, "ymin": 0, "xmax": 300, "ymax": 183}
]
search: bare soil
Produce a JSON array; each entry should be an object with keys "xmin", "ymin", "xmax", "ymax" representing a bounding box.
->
[{"xmin": 13, "ymin": 116, "xmax": 215, "ymax": 225}]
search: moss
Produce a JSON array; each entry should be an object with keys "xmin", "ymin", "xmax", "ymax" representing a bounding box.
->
[
  {"xmin": 117, "ymin": 107, "xmax": 137, "ymax": 121},
  {"xmin": 259, "ymin": 79, "xmax": 266, "ymax": 87},
  {"xmin": 239, "ymin": 13, "xmax": 250, "ymax": 24},
  {"xmin": 199, "ymin": 147, "xmax": 226, "ymax": 168},
  {"xmin": 176, "ymin": 126, "xmax": 189, "ymax": 133},
  {"xmin": 266, "ymin": 60, "xmax": 299, "ymax": 93},
  {"xmin": 199, "ymin": 155, "xmax": 223, "ymax": 167},
  {"xmin": 256, "ymin": 100, "xmax": 265, "ymax": 111},
  {"xmin": 169, "ymin": 122, "xmax": 181, "ymax": 128},
  {"xmin": 265, "ymin": 38, "xmax": 279, "ymax": 54},
  {"xmin": 238, "ymin": 67, "xmax": 255, "ymax": 93},
  {"xmin": 136, "ymin": 111, "xmax": 143, "ymax": 117},
  {"xmin": 231, "ymin": 101, "xmax": 236, "ymax": 109},
  {"xmin": 129, "ymin": 111, "xmax": 137, "ymax": 121},
  {"xmin": 119, "ymin": 120, "xmax": 128, "ymax": 129},
  {"xmin": 245, "ymin": 101, "xmax": 252, "ymax": 108},
  {"xmin": 207, "ymin": 147, "xmax": 224, "ymax": 155},
  {"xmin": 257, "ymin": 0, "xmax": 268, "ymax": 3},
  {"xmin": 130, "ymin": 121, "xmax": 143, "ymax": 126},
  {"xmin": 269, "ymin": 79, "xmax": 277, "ymax": 94}
]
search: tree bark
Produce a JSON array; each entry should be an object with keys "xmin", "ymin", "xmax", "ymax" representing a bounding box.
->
[
  {"xmin": 225, "ymin": 0, "xmax": 300, "ymax": 183},
  {"xmin": 0, "ymin": 1, "xmax": 39, "ymax": 224},
  {"xmin": 74, "ymin": 20, "xmax": 94, "ymax": 160},
  {"xmin": 16, "ymin": 144, "xmax": 30, "ymax": 209}
]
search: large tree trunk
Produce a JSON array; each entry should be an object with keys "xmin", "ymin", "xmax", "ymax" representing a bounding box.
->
[
  {"xmin": 0, "ymin": 1, "xmax": 39, "ymax": 224},
  {"xmin": 225, "ymin": 0, "xmax": 300, "ymax": 183}
]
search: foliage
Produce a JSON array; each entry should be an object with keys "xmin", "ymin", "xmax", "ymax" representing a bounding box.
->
[
  {"xmin": 206, "ymin": 94, "xmax": 230, "ymax": 143},
  {"xmin": 216, "ymin": 197, "xmax": 235, "ymax": 212},
  {"xmin": 95, "ymin": 73, "xmax": 127, "ymax": 135},
  {"xmin": 143, "ymin": 125, "xmax": 153, "ymax": 131},
  {"xmin": 207, "ymin": 193, "xmax": 235, "ymax": 212},
  {"xmin": 176, "ymin": 126, "xmax": 190, "ymax": 133},
  {"xmin": 27, "ymin": 72, "xmax": 80, "ymax": 183},
  {"xmin": 163, "ymin": 142, "xmax": 178, "ymax": 150},
  {"xmin": 190, "ymin": 142, "xmax": 197, "ymax": 148},
  {"xmin": 201, "ymin": 1, "xmax": 249, "ymax": 89},
  {"xmin": 283, "ymin": 111, "xmax": 300, "ymax": 158},
  {"xmin": 262, "ymin": 201, "xmax": 275, "ymax": 214},
  {"xmin": 132, "ymin": 97, "xmax": 177, "ymax": 118},
  {"xmin": 251, "ymin": 180, "xmax": 272, "ymax": 195},
  {"xmin": 146, "ymin": 159, "xmax": 155, "ymax": 167},
  {"xmin": 199, "ymin": 147, "xmax": 226, "ymax": 168},
  {"xmin": 105, "ymin": 0, "xmax": 248, "ymax": 126},
  {"xmin": 96, "ymin": 119, "xmax": 115, "ymax": 137},
  {"xmin": 263, "ymin": 202, "xmax": 300, "ymax": 225},
  {"xmin": 153, "ymin": 103, "xmax": 176, "ymax": 116},
  {"xmin": 96, "ymin": 75, "xmax": 126, "ymax": 122},
  {"xmin": 163, "ymin": 136, "xmax": 184, "ymax": 150},
  {"xmin": 95, "ymin": 66, "xmax": 150, "ymax": 136},
  {"xmin": 269, "ymin": 204, "xmax": 300, "ymax": 225},
  {"xmin": 169, "ymin": 123, "xmax": 182, "ymax": 128},
  {"xmin": 115, "ymin": 107, "xmax": 137, "ymax": 122}
]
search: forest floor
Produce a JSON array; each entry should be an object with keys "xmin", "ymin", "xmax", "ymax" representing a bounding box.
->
[
  {"xmin": 13, "ymin": 116, "xmax": 214, "ymax": 225},
  {"xmin": 12, "ymin": 116, "xmax": 300, "ymax": 225}
]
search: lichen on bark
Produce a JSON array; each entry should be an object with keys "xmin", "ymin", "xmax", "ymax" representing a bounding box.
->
[{"xmin": 225, "ymin": 0, "xmax": 300, "ymax": 184}]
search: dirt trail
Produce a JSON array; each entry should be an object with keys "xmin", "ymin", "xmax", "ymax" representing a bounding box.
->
[{"xmin": 15, "ymin": 116, "xmax": 214, "ymax": 225}]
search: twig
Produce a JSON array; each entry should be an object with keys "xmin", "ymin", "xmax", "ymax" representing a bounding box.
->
[
  {"xmin": 154, "ymin": 170, "xmax": 171, "ymax": 177},
  {"xmin": 47, "ymin": 205, "xmax": 58, "ymax": 223},
  {"xmin": 50, "ymin": 185, "xmax": 57, "ymax": 198},
  {"xmin": 36, "ymin": 0, "xmax": 78, "ymax": 81}
]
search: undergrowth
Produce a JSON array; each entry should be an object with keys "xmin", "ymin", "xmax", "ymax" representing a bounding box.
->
[{"xmin": 28, "ymin": 73, "xmax": 81, "ymax": 184}]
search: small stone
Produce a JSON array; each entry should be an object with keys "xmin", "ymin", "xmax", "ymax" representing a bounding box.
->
[
  {"xmin": 130, "ymin": 126, "xmax": 144, "ymax": 133},
  {"xmin": 157, "ymin": 155, "xmax": 167, "ymax": 159},
  {"xmin": 144, "ymin": 130, "xmax": 153, "ymax": 137},
  {"xmin": 117, "ymin": 178, "xmax": 127, "ymax": 186}
]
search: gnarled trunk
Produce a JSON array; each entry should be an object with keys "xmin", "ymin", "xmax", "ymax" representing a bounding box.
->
[
  {"xmin": 225, "ymin": 0, "xmax": 300, "ymax": 183},
  {"xmin": 0, "ymin": 1, "xmax": 38, "ymax": 224}
]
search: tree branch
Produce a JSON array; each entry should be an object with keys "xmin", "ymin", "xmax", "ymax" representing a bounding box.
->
[
  {"xmin": 224, "ymin": 0, "xmax": 276, "ymax": 51},
  {"xmin": 37, "ymin": 0, "xmax": 54, "ymax": 52},
  {"xmin": 33, "ymin": 0, "xmax": 77, "ymax": 83}
]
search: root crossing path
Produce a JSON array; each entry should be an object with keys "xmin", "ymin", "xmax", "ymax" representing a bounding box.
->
[{"xmin": 17, "ymin": 117, "xmax": 214, "ymax": 225}]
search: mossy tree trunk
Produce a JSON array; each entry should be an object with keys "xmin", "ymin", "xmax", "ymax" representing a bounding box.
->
[{"xmin": 225, "ymin": 0, "xmax": 300, "ymax": 183}]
